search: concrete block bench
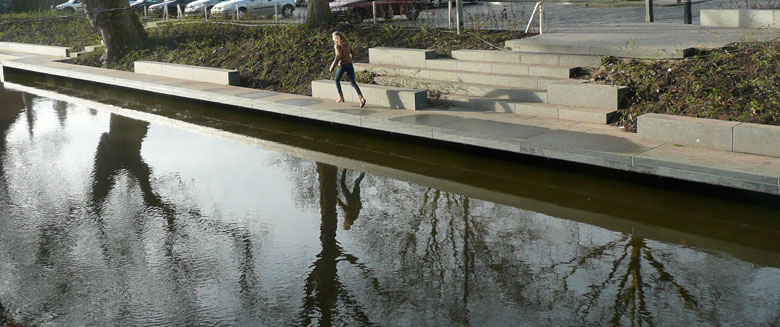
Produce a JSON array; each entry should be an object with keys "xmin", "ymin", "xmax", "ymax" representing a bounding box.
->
[
  {"xmin": 701, "ymin": 9, "xmax": 780, "ymax": 28},
  {"xmin": 0, "ymin": 42, "xmax": 70, "ymax": 58},
  {"xmin": 547, "ymin": 81, "xmax": 627, "ymax": 110},
  {"xmin": 638, "ymin": 113, "xmax": 780, "ymax": 157},
  {"xmin": 311, "ymin": 80, "xmax": 427, "ymax": 110},
  {"xmin": 134, "ymin": 61, "xmax": 240, "ymax": 85},
  {"xmin": 369, "ymin": 47, "xmax": 437, "ymax": 68}
]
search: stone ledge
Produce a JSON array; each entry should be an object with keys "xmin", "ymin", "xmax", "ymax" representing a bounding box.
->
[
  {"xmin": 733, "ymin": 123, "xmax": 780, "ymax": 158},
  {"xmin": 368, "ymin": 47, "xmax": 437, "ymax": 68},
  {"xmin": 133, "ymin": 61, "xmax": 240, "ymax": 85},
  {"xmin": 701, "ymin": 9, "xmax": 780, "ymax": 28},
  {"xmin": 637, "ymin": 113, "xmax": 739, "ymax": 152},
  {"xmin": 638, "ymin": 114, "xmax": 780, "ymax": 158},
  {"xmin": 547, "ymin": 80, "xmax": 627, "ymax": 110},
  {"xmin": 311, "ymin": 79, "xmax": 427, "ymax": 110},
  {"xmin": 0, "ymin": 42, "xmax": 70, "ymax": 58}
]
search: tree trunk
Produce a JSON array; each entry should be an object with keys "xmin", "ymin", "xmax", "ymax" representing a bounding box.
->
[
  {"xmin": 306, "ymin": 0, "xmax": 332, "ymax": 25},
  {"xmin": 83, "ymin": 0, "xmax": 147, "ymax": 65}
]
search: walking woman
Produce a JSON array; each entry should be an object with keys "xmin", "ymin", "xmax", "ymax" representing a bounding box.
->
[{"xmin": 329, "ymin": 31, "xmax": 366, "ymax": 108}]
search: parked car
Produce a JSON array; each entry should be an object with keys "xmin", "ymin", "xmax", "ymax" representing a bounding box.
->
[
  {"xmin": 0, "ymin": 0, "xmax": 12, "ymax": 14},
  {"xmin": 210, "ymin": 0, "xmax": 295, "ymax": 18},
  {"xmin": 147, "ymin": 0, "xmax": 197, "ymax": 16},
  {"xmin": 55, "ymin": 0, "xmax": 84, "ymax": 13},
  {"xmin": 130, "ymin": 0, "xmax": 165, "ymax": 9},
  {"xmin": 184, "ymin": 0, "xmax": 227, "ymax": 14},
  {"xmin": 330, "ymin": 0, "xmax": 425, "ymax": 24}
]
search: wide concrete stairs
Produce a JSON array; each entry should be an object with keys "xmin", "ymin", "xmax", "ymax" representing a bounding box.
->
[{"xmin": 355, "ymin": 48, "xmax": 625, "ymax": 124}]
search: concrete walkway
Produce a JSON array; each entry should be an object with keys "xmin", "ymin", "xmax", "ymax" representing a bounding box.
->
[
  {"xmin": 1, "ymin": 50, "xmax": 779, "ymax": 195},
  {"xmin": 506, "ymin": 23, "xmax": 780, "ymax": 58}
]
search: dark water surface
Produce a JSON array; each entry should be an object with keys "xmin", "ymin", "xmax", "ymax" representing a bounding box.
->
[{"xmin": 1, "ymin": 72, "xmax": 779, "ymax": 327}]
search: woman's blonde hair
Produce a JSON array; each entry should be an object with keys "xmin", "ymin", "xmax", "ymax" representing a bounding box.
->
[{"xmin": 332, "ymin": 31, "xmax": 349, "ymax": 47}]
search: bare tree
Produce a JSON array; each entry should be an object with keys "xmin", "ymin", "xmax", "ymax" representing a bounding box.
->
[{"xmin": 83, "ymin": 0, "xmax": 147, "ymax": 65}]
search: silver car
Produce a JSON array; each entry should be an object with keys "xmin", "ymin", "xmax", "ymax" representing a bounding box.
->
[
  {"xmin": 184, "ymin": 0, "xmax": 227, "ymax": 14},
  {"xmin": 210, "ymin": 0, "xmax": 295, "ymax": 18}
]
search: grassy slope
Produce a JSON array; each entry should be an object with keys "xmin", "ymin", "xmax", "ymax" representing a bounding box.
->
[
  {"xmin": 74, "ymin": 22, "xmax": 526, "ymax": 95},
  {"xmin": 0, "ymin": 11, "xmax": 100, "ymax": 51},
  {"xmin": 593, "ymin": 42, "xmax": 780, "ymax": 131}
]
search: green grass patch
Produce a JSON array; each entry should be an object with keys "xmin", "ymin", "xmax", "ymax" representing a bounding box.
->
[{"xmin": 592, "ymin": 42, "xmax": 780, "ymax": 131}]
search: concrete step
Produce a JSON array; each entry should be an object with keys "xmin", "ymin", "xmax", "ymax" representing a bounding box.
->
[
  {"xmin": 451, "ymin": 49, "xmax": 604, "ymax": 67},
  {"xmin": 375, "ymin": 75, "xmax": 548, "ymax": 103},
  {"xmin": 422, "ymin": 58, "xmax": 577, "ymax": 79},
  {"xmin": 311, "ymin": 79, "xmax": 427, "ymax": 110},
  {"xmin": 440, "ymin": 94, "xmax": 617, "ymax": 124},
  {"xmin": 504, "ymin": 38, "xmax": 691, "ymax": 59},
  {"xmin": 354, "ymin": 63, "xmax": 565, "ymax": 89}
]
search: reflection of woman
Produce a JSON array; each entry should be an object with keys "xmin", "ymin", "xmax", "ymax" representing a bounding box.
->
[
  {"xmin": 329, "ymin": 31, "xmax": 366, "ymax": 108},
  {"xmin": 337, "ymin": 169, "xmax": 365, "ymax": 230}
]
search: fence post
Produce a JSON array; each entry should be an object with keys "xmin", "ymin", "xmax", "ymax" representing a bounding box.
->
[
  {"xmin": 683, "ymin": 0, "xmax": 691, "ymax": 24},
  {"xmin": 539, "ymin": 0, "xmax": 543, "ymax": 34},
  {"xmin": 144, "ymin": 5, "xmax": 147, "ymax": 19},
  {"xmin": 164, "ymin": 4, "xmax": 168, "ymax": 20},
  {"xmin": 646, "ymin": 0, "xmax": 654, "ymax": 22},
  {"xmin": 235, "ymin": 3, "xmax": 239, "ymax": 21},
  {"xmin": 275, "ymin": 2, "xmax": 278, "ymax": 23},
  {"xmin": 177, "ymin": 4, "xmax": 182, "ymax": 19},
  {"xmin": 372, "ymin": 1, "xmax": 377, "ymax": 24},
  {"xmin": 205, "ymin": 5, "xmax": 208, "ymax": 20},
  {"xmin": 448, "ymin": 0, "xmax": 452, "ymax": 30}
]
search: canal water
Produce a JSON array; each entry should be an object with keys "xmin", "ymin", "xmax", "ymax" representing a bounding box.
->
[{"xmin": 0, "ymin": 72, "xmax": 779, "ymax": 327}]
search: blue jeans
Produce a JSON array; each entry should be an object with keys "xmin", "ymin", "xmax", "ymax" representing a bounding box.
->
[{"xmin": 334, "ymin": 63, "xmax": 362, "ymax": 97}]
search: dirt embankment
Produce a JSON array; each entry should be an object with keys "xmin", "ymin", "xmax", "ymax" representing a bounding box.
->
[{"xmin": 589, "ymin": 42, "xmax": 780, "ymax": 131}]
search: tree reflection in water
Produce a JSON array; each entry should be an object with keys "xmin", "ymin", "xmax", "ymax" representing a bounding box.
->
[
  {"xmin": 87, "ymin": 113, "xmax": 261, "ymax": 321},
  {"xmin": 300, "ymin": 163, "xmax": 381, "ymax": 326},
  {"xmin": 551, "ymin": 234, "xmax": 699, "ymax": 326},
  {"xmin": 0, "ymin": 89, "xmax": 24, "ymax": 188}
]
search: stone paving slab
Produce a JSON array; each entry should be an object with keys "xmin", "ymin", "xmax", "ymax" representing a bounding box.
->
[{"xmin": 2, "ymin": 51, "xmax": 779, "ymax": 195}]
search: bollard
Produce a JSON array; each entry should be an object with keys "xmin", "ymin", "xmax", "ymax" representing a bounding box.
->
[
  {"xmin": 646, "ymin": 0, "xmax": 654, "ymax": 22},
  {"xmin": 683, "ymin": 0, "xmax": 692, "ymax": 24},
  {"xmin": 372, "ymin": 1, "xmax": 376, "ymax": 24},
  {"xmin": 455, "ymin": 0, "xmax": 463, "ymax": 34},
  {"xmin": 448, "ymin": 0, "xmax": 452, "ymax": 30}
]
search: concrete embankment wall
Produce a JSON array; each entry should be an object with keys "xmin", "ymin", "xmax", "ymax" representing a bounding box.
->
[
  {"xmin": 638, "ymin": 114, "xmax": 780, "ymax": 158},
  {"xmin": 2, "ymin": 50, "xmax": 779, "ymax": 196}
]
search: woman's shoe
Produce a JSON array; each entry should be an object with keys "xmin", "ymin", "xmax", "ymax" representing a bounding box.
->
[
  {"xmin": 336, "ymin": 95, "xmax": 345, "ymax": 103},
  {"xmin": 358, "ymin": 95, "xmax": 366, "ymax": 108}
]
